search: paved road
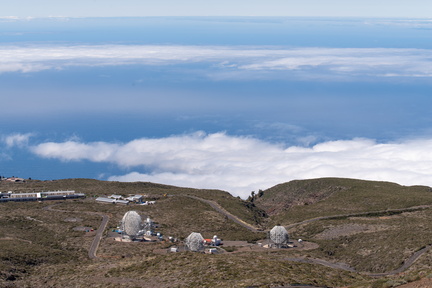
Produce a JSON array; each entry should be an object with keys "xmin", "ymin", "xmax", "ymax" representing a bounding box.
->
[
  {"xmin": 43, "ymin": 203, "xmax": 110, "ymax": 259},
  {"xmin": 88, "ymin": 213, "xmax": 110, "ymax": 259}
]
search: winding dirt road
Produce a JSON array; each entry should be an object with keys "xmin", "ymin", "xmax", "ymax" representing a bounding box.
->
[
  {"xmin": 283, "ymin": 244, "xmax": 432, "ymax": 277},
  {"xmin": 285, "ymin": 205, "xmax": 432, "ymax": 230},
  {"xmin": 184, "ymin": 195, "xmax": 261, "ymax": 232},
  {"xmin": 185, "ymin": 195, "xmax": 432, "ymax": 233},
  {"xmin": 43, "ymin": 197, "xmax": 432, "ymax": 276},
  {"xmin": 366, "ymin": 245, "xmax": 432, "ymax": 277},
  {"xmin": 184, "ymin": 195, "xmax": 432, "ymax": 277}
]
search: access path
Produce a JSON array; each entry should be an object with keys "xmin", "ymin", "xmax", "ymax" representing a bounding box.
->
[
  {"xmin": 43, "ymin": 203, "xmax": 110, "ymax": 259},
  {"xmin": 285, "ymin": 204, "xmax": 432, "ymax": 230},
  {"xmin": 283, "ymin": 244, "xmax": 432, "ymax": 277},
  {"xmin": 183, "ymin": 195, "xmax": 261, "ymax": 232},
  {"xmin": 184, "ymin": 195, "xmax": 432, "ymax": 276}
]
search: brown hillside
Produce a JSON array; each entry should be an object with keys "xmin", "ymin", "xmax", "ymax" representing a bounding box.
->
[
  {"xmin": 254, "ymin": 178, "xmax": 349, "ymax": 216},
  {"xmin": 0, "ymin": 178, "xmax": 267, "ymax": 226},
  {"xmin": 254, "ymin": 178, "xmax": 432, "ymax": 220}
]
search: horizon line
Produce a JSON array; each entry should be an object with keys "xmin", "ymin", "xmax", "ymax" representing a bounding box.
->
[{"xmin": 1, "ymin": 15, "xmax": 432, "ymax": 20}]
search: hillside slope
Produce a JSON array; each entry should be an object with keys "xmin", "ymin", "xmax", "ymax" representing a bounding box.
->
[
  {"xmin": 254, "ymin": 177, "xmax": 432, "ymax": 224},
  {"xmin": 3, "ymin": 177, "xmax": 432, "ymax": 287},
  {"xmin": 0, "ymin": 178, "xmax": 267, "ymax": 226}
]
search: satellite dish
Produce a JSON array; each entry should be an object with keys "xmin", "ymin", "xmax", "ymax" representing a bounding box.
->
[
  {"xmin": 185, "ymin": 232, "xmax": 204, "ymax": 252},
  {"xmin": 269, "ymin": 225, "xmax": 289, "ymax": 248},
  {"xmin": 121, "ymin": 211, "xmax": 143, "ymax": 239}
]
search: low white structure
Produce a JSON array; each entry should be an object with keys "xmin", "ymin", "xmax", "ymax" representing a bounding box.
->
[
  {"xmin": 212, "ymin": 235, "xmax": 221, "ymax": 246},
  {"xmin": 140, "ymin": 200, "xmax": 156, "ymax": 205},
  {"xmin": 96, "ymin": 197, "xmax": 129, "ymax": 205},
  {"xmin": 5, "ymin": 177, "xmax": 25, "ymax": 183},
  {"xmin": 125, "ymin": 195, "xmax": 143, "ymax": 203},
  {"xmin": 0, "ymin": 190, "xmax": 85, "ymax": 202},
  {"xmin": 9, "ymin": 190, "xmax": 76, "ymax": 199}
]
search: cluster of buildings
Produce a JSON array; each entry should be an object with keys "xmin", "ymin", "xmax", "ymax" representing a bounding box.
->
[
  {"xmin": 0, "ymin": 190, "xmax": 85, "ymax": 202},
  {"xmin": 179, "ymin": 226, "xmax": 291, "ymax": 254},
  {"xmin": 117, "ymin": 210, "xmax": 224, "ymax": 255},
  {"xmin": 96, "ymin": 194, "xmax": 156, "ymax": 205},
  {"xmin": 0, "ymin": 176, "xmax": 26, "ymax": 183}
]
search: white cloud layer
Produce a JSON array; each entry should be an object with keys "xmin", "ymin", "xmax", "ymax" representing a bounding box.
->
[
  {"xmin": 0, "ymin": 45, "xmax": 431, "ymax": 78},
  {"xmin": 27, "ymin": 132, "xmax": 432, "ymax": 198},
  {"xmin": 2, "ymin": 133, "xmax": 34, "ymax": 148}
]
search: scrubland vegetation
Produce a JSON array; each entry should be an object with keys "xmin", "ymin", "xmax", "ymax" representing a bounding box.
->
[{"xmin": 2, "ymin": 178, "xmax": 432, "ymax": 287}]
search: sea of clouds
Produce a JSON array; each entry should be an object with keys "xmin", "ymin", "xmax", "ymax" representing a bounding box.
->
[
  {"xmin": 4, "ymin": 132, "xmax": 432, "ymax": 198},
  {"xmin": 0, "ymin": 45, "xmax": 431, "ymax": 78}
]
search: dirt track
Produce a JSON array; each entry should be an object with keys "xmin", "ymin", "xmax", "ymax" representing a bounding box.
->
[
  {"xmin": 43, "ymin": 198, "xmax": 432, "ymax": 276},
  {"xmin": 43, "ymin": 203, "xmax": 110, "ymax": 259},
  {"xmin": 285, "ymin": 205, "xmax": 432, "ymax": 230},
  {"xmin": 184, "ymin": 195, "xmax": 261, "ymax": 232},
  {"xmin": 283, "ymin": 245, "xmax": 432, "ymax": 277},
  {"xmin": 185, "ymin": 196, "xmax": 432, "ymax": 276}
]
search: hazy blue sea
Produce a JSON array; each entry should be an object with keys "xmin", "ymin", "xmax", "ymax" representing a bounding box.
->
[{"xmin": 1, "ymin": 17, "xmax": 431, "ymax": 185}]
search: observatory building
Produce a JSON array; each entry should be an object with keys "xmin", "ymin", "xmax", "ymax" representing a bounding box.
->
[
  {"xmin": 185, "ymin": 232, "xmax": 204, "ymax": 252},
  {"xmin": 120, "ymin": 211, "xmax": 144, "ymax": 241},
  {"xmin": 269, "ymin": 225, "xmax": 289, "ymax": 248},
  {"xmin": 0, "ymin": 190, "xmax": 84, "ymax": 202},
  {"xmin": 119, "ymin": 211, "xmax": 157, "ymax": 241},
  {"xmin": 143, "ymin": 217, "xmax": 155, "ymax": 236}
]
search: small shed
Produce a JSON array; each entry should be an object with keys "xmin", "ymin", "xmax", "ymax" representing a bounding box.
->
[{"xmin": 125, "ymin": 195, "xmax": 143, "ymax": 203}]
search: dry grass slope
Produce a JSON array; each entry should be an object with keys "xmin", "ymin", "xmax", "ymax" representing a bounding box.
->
[
  {"xmin": 2, "ymin": 177, "xmax": 432, "ymax": 287},
  {"xmin": 255, "ymin": 177, "xmax": 432, "ymax": 225}
]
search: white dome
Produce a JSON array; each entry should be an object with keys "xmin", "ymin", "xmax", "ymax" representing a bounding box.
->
[
  {"xmin": 270, "ymin": 225, "xmax": 289, "ymax": 245},
  {"xmin": 185, "ymin": 232, "xmax": 204, "ymax": 252},
  {"xmin": 121, "ymin": 211, "xmax": 142, "ymax": 237}
]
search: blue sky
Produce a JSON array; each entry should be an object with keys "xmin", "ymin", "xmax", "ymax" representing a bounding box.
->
[
  {"xmin": 1, "ymin": 12, "xmax": 432, "ymax": 197},
  {"xmin": 1, "ymin": 1, "xmax": 431, "ymax": 18}
]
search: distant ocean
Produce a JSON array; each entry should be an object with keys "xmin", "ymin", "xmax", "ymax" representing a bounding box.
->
[{"xmin": 1, "ymin": 17, "xmax": 431, "ymax": 197}]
